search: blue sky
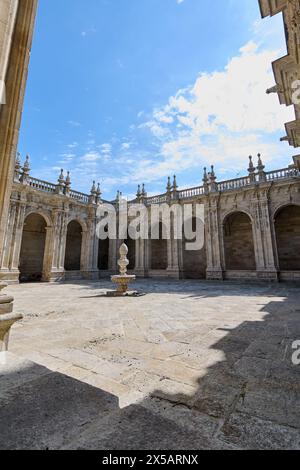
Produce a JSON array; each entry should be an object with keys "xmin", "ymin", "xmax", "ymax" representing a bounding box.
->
[{"xmin": 18, "ymin": 0, "xmax": 295, "ymax": 199}]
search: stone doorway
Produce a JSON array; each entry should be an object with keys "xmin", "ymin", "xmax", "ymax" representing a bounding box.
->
[{"xmin": 19, "ymin": 213, "xmax": 47, "ymax": 282}]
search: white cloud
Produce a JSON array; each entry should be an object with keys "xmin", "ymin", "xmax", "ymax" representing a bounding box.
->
[
  {"xmin": 132, "ymin": 40, "xmax": 294, "ymax": 182},
  {"xmin": 99, "ymin": 143, "xmax": 112, "ymax": 154},
  {"xmin": 68, "ymin": 142, "xmax": 78, "ymax": 149},
  {"xmin": 81, "ymin": 151, "xmax": 101, "ymax": 162},
  {"xmin": 68, "ymin": 120, "xmax": 81, "ymax": 127},
  {"xmin": 121, "ymin": 142, "xmax": 132, "ymax": 150}
]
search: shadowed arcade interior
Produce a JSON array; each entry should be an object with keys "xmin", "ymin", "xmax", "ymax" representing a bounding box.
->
[
  {"xmin": 64, "ymin": 220, "xmax": 82, "ymax": 272},
  {"xmin": 223, "ymin": 212, "xmax": 256, "ymax": 271},
  {"xmin": 275, "ymin": 204, "xmax": 300, "ymax": 271},
  {"xmin": 19, "ymin": 213, "xmax": 47, "ymax": 283}
]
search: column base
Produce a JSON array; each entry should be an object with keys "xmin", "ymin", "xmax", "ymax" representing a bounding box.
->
[
  {"xmin": 0, "ymin": 270, "xmax": 20, "ymax": 284},
  {"xmin": 81, "ymin": 270, "xmax": 100, "ymax": 280},
  {"xmin": 256, "ymin": 270, "xmax": 279, "ymax": 281},
  {"xmin": 43, "ymin": 270, "xmax": 65, "ymax": 283},
  {"xmin": 134, "ymin": 268, "xmax": 148, "ymax": 278},
  {"xmin": 206, "ymin": 269, "xmax": 224, "ymax": 281}
]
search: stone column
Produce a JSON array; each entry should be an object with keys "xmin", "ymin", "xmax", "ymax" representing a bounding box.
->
[
  {"xmin": 206, "ymin": 196, "xmax": 224, "ymax": 280},
  {"xmin": 81, "ymin": 213, "xmax": 99, "ymax": 280},
  {"xmin": 135, "ymin": 237, "xmax": 150, "ymax": 278},
  {"xmin": 166, "ymin": 239, "xmax": 181, "ymax": 279},
  {"xmin": 43, "ymin": 209, "xmax": 65, "ymax": 282},
  {"xmin": 0, "ymin": 283, "xmax": 22, "ymax": 351},
  {"xmin": 0, "ymin": 197, "xmax": 26, "ymax": 283},
  {"xmin": 250, "ymin": 189, "xmax": 278, "ymax": 280},
  {"xmin": 166, "ymin": 211, "xmax": 182, "ymax": 279},
  {"xmin": 108, "ymin": 238, "xmax": 118, "ymax": 273}
]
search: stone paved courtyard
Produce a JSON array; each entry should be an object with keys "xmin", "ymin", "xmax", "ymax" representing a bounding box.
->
[{"xmin": 0, "ymin": 280, "xmax": 300, "ymax": 450}]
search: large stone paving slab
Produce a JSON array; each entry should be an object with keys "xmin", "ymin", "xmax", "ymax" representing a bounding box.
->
[{"xmin": 1, "ymin": 280, "xmax": 299, "ymax": 449}]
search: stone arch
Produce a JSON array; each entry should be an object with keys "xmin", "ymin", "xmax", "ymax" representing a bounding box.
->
[
  {"xmin": 150, "ymin": 221, "xmax": 168, "ymax": 270},
  {"xmin": 182, "ymin": 216, "xmax": 206, "ymax": 279},
  {"xmin": 64, "ymin": 220, "xmax": 83, "ymax": 271},
  {"xmin": 223, "ymin": 211, "xmax": 256, "ymax": 271},
  {"xmin": 274, "ymin": 204, "xmax": 300, "ymax": 271},
  {"xmin": 25, "ymin": 209, "xmax": 53, "ymax": 228},
  {"xmin": 19, "ymin": 212, "xmax": 48, "ymax": 282}
]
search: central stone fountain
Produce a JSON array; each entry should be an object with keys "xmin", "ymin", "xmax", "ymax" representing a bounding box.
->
[{"xmin": 108, "ymin": 243, "xmax": 136, "ymax": 296}]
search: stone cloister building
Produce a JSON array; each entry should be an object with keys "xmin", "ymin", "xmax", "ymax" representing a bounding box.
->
[
  {"xmin": 0, "ymin": 152, "xmax": 299, "ymax": 284},
  {"xmin": 0, "ymin": 0, "xmax": 300, "ymax": 288}
]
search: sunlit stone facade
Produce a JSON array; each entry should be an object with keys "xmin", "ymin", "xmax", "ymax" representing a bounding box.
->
[
  {"xmin": 259, "ymin": 0, "xmax": 300, "ymax": 147},
  {"xmin": 0, "ymin": 154, "xmax": 299, "ymax": 284}
]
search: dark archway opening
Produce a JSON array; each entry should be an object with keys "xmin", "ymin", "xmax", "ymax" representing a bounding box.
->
[
  {"xmin": 65, "ymin": 220, "xmax": 82, "ymax": 271},
  {"xmin": 98, "ymin": 238, "xmax": 109, "ymax": 271},
  {"xmin": 275, "ymin": 205, "xmax": 300, "ymax": 271},
  {"xmin": 126, "ymin": 237, "xmax": 136, "ymax": 271},
  {"xmin": 19, "ymin": 213, "xmax": 47, "ymax": 282},
  {"xmin": 224, "ymin": 212, "xmax": 256, "ymax": 270},
  {"xmin": 151, "ymin": 222, "xmax": 168, "ymax": 270},
  {"xmin": 182, "ymin": 217, "xmax": 206, "ymax": 279}
]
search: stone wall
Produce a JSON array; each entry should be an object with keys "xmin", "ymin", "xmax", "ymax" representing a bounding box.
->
[{"xmin": 0, "ymin": 0, "xmax": 38, "ymax": 264}]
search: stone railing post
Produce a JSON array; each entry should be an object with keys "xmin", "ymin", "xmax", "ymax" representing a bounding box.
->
[{"xmin": 0, "ymin": 283, "xmax": 22, "ymax": 351}]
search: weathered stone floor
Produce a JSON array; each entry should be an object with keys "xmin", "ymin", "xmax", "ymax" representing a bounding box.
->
[{"xmin": 0, "ymin": 280, "xmax": 300, "ymax": 450}]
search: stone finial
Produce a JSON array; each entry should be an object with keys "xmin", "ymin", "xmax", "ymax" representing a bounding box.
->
[
  {"xmin": 136, "ymin": 184, "xmax": 141, "ymax": 200},
  {"xmin": 56, "ymin": 169, "xmax": 65, "ymax": 195},
  {"xmin": 14, "ymin": 152, "xmax": 21, "ymax": 182},
  {"xmin": 173, "ymin": 175, "xmax": 178, "ymax": 191},
  {"xmin": 166, "ymin": 176, "xmax": 172, "ymax": 193},
  {"xmin": 58, "ymin": 169, "xmax": 64, "ymax": 185},
  {"xmin": 257, "ymin": 153, "xmax": 266, "ymax": 182},
  {"xmin": 141, "ymin": 184, "xmax": 147, "ymax": 198},
  {"xmin": 64, "ymin": 171, "xmax": 71, "ymax": 196},
  {"xmin": 203, "ymin": 167, "xmax": 209, "ymax": 194},
  {"xmin": 96, "ymin": 183, "xmax": 102, "ymax": 203},
  {"xmin": 209, "ymin": 165, "xmax": 218, "ymax": 193},
  {"xmin": 90, "ymin": 180, "xmax": 96, "ymax": 195},
  {"xmin": 248, "ymin": 156, "xmax": 256, "ymax": 183},
  {"xmin": 89, "ymin": 181, "xmax": 97, "ymax": 204},
  {"xmin": 20, "ymin": 155, "xmax": 30, "ymax": 184}
]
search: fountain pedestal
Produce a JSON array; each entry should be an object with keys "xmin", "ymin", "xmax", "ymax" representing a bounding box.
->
[
  {"xmin": 110, "ymin": 274, "xmax": 136, "ymax": 296},
  {"xmin": 107, "ymin": 243, "xmax": 137, "ymax": 297},
  {"xmin": 0, "ymin": 283, "xmax": 22, "ymax": 351}
]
